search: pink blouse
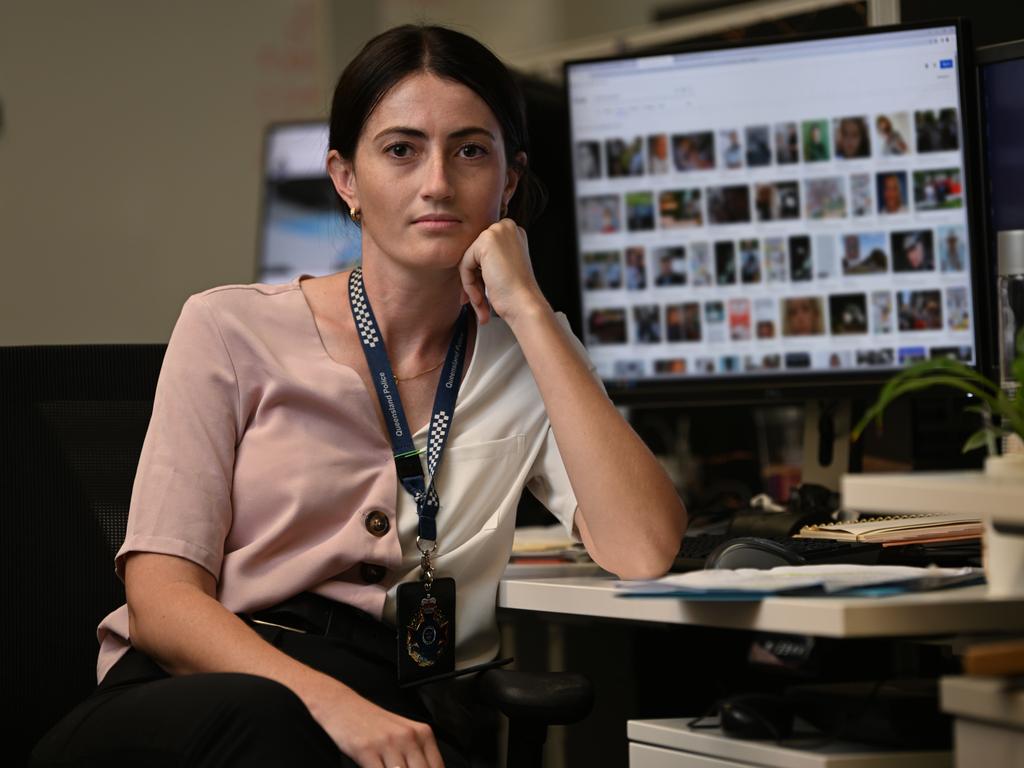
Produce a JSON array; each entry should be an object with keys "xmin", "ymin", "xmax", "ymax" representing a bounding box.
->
[{"xmin": 95, "ymin": 278, "xmax": 580, "ymax": 682}]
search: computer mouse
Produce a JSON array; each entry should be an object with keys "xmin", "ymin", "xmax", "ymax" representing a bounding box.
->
[
  {"xmin": 718, "ymin": 693, "xmax": 794, "ymax": 739},
  {"xmin": 705, "ymin": 536, "xmax": 807, "ymax": 570}
]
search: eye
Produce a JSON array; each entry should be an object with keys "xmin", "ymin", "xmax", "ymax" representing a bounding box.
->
[
  {"xmin": 458, "ymin": 143, "xmax": 488, "ymax": 159},
  {"xmin": 384, "ymin": 142, "xmax": 414, "ymax": 159}
]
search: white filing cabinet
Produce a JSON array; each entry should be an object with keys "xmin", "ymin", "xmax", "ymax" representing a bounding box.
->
[
  {"xmin": 627, "ymin": 719, "xmax": 951, "ymax": 768},
  {"xmin": 941, "ymin": 676, "xmax": 1024, "ymax": 768}
]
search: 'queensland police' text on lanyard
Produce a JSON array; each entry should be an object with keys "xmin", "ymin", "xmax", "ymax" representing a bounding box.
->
[{"xmin": 348, "ymin": 267, "xmax": 467, "ymax": 685}]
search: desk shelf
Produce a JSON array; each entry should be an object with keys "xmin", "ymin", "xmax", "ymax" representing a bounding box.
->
[
  {"xmin": 627, "ymin": 719, "xmax": 951, "ymax": 767},
  {"xmin": 498, "ymin": 577, "xmax": 1024, "ymax": 637},
  {"xmin": 841, "ymin": 470, "xmax": 1024, "ymax": 518}
]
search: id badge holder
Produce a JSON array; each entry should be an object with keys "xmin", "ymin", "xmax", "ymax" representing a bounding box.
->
[{"xmin": 396, "ymin": 576, "xmax": 456, "ymax": 686}]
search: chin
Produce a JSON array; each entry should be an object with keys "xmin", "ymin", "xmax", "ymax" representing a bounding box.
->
[
  {"xmin": 401, "ymin": 246, "xmax": 466, "ymax": 273},
  {"xmin": 416, "ymin": 235, "xmax": 480, "ymax": 266}
]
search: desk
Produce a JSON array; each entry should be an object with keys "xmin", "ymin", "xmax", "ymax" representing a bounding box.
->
[
  {"xmin": 499, "ymin": 576, "xmax": 1024, "ymax": 637},
  {"xmin": 498, "ymin": 576, "xmax": 1024, "ymax": 767}
]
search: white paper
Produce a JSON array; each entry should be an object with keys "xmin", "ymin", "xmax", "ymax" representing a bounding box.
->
[{"xmin": 616, "ymin": 564, "xmax": 978, "ymax": 594}]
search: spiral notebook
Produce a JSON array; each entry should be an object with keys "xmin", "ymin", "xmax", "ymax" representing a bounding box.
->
[{"xmin": 796, "ymin": 512, "xmax": 982, "ymax": 544}]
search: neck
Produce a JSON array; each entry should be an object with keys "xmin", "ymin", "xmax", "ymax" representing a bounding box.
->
[{"xmin": 358, "ymin": 259, "xmax": 464, "ymax": 365}]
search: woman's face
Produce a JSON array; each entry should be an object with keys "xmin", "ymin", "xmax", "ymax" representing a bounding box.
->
[
  {"xmin": 787, "ymin": 298, "xmax": 817, "ymax": 334},
  {"xmin": 883, "ymin": 175, "xmax": 903, "ymax": 212},
  {"xmin": 906, "ymin": 241, "xmax": 925, "ymax": 268},
  {"xmin": 651, "ymin": 134, "xmax": 667, "ymax": 160},
  {"xmin": 838, "ymin": 120, "xmax": 862, "ymax": 156},
  {"xmin": 329, "ymin": 72, "xmax": 520, "ymax": 271}
]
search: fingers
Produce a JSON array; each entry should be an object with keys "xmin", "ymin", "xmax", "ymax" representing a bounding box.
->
[
  {"xmin": 422, "ymin": 731, "xmax": 445, "ymax": 768},
  {"xmin": 377, "ymin": 721, "xmax": 443, "ymax": 768},
  {"xmin": 459, "ymin": 218, "xmax": 532, "ymax": 326},
  {"xmin": 516, "ymin": 224, "xmax": 529, "ymax": 249},
  {"xmin": 458, "ymin": 243, "xmax": 490, "ymax": 325}
]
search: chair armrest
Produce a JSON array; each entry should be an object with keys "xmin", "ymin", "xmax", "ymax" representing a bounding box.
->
[{"xmin": 479, "ymin": 669, "xmax": 593, "ymax": 724}]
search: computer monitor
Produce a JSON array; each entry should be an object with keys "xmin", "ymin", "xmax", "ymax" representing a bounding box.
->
[
  {"xmin": 256, "ymin": 121, "xmax": 361, "ymax": 283},
  {"xmin": 565, "ymin": 21, "xmax": 985, "ymax": 407},
  {"xmin": 564, "ymin": 20, "xmax": 986, "ymax": 490},
  {"xmin": 978, "ymin": 39, "xmax": 1024, "ymax": 235},
  {"xmin": 977, "ymin": 38, "xmax": 1024, "ymax": 378}
]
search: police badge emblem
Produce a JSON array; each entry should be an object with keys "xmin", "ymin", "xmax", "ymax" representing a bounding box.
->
[{"xmin": 396, "ymin": 576, "xmax": 456, "ymax": 685}]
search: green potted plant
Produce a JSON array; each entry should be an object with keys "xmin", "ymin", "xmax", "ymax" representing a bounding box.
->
[{"xmin": 852, "ymin": 329, "xmax": 1024, "ymax": 466}]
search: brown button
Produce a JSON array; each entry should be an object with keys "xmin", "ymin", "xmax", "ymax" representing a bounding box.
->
[
  {"xmin": 364, "ymin": 510, "xmax": 390, "ymax": 537},
  {"xmin": 360, "ymin": 563, "xmax": 386, "ymax": 584}
]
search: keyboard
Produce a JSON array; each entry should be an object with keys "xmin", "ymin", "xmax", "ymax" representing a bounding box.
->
[
  {"xmin": 672, "ymin": 534, "xmax": 981, "ymax": 572},
  {"xmin": 672, "ymin": 534, "xmax": 882, "ymax": 572}
]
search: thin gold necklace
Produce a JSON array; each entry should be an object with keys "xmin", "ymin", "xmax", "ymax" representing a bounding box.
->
[{"xmin": 394, "ymin": 359, "xmax": 444, "ymax": 383}]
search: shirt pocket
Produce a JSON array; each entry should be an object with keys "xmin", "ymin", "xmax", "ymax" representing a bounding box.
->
[{"xmin": 441, "ymin": 434, "xmax": 526, "ymax": 533}]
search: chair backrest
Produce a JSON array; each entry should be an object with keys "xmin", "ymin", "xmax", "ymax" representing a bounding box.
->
[{"xmin": 1, "ymin": 344, "xmax": 165, "ymax": 763}]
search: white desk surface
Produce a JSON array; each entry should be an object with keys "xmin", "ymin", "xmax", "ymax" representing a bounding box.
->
[{"xmin": 498, "ymin": 576, "xmax": 1024, "ymax": 638}]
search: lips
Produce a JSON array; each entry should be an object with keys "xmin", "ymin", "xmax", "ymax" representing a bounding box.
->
[
  {"xmin": 412, "ymin": 213, "xmax": 462, "ymax": 232},
  {"xmin": 413, "ymin": 214, "xmax": 461, "ymax": 224}
]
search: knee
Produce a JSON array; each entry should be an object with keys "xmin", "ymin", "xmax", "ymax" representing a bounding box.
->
[{"xmin": 205, "ymin": 673, "xmax": 315, "ymax": 733}]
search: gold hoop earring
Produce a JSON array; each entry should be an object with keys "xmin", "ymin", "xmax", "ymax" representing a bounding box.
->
[{"xmin": 349, "ymin": 207, "xmax": 362, "ymax": 224}]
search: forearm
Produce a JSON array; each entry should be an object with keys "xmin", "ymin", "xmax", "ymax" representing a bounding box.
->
[
  {"xmin": 128, "ymin": 575, "xmax": 350, "ymax": 725},
  {"xmin": 125, "ymin": 553, "xmax": 444, "ymax": 765},
  {"xmin": 507, "ymin": 303, "xmax": 687, "ymax": 578}
]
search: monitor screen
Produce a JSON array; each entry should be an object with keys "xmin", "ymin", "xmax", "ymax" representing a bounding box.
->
[
  {"xmin": 979, "ymin": 41, "xmax": 1024, "ymax": 244},
  {"xmin": 257, "ymin": 122, "xmax": 361, "ymax": 283},
  {"xmin": 566, "ymin": 24, "xmax": 979, "ymax": 393}
]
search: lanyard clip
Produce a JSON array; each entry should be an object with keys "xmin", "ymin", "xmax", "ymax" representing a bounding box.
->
[
  {"xmin": 416, "ymin": 536, "xmax": 437, "ymax": 555},
  {"xmin": 394, "ymin": 451, "xmax": 423, "ymax": 482}
]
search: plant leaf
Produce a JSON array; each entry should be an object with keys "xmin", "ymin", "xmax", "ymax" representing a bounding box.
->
[
  {"xmin": 963, "ymin": 403, "xmax": 991, "ymax": 417},
  {"xmin": 852, "ymin": 330, "xmax": 1024, "ymax": 445},
  {"xmin": 853, "ymin": 375, "xmax": 1001, "ymax": 440},
  {"xmin": 961, "ymin": 428, "xmax": 993, "ymax": 453},
  {"xmin": 1012, "ymin": 357, "xmax": 1024, "ymax": 388}
]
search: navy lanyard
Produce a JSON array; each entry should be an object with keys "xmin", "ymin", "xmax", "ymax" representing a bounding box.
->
[{"xmin": 348, "ymin": 267, "xmax": 469, "ymax": 546}]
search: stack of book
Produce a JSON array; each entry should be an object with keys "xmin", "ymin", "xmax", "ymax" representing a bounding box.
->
[{"xmin": 796, "ymin": 512, "xmax": 982, "ymax": 546}]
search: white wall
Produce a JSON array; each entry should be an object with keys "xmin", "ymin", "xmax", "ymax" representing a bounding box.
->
[
  {"xmin": 0, "ymin": 0, "xmax": 702, "ymax": 344},
  {"xmin": 0, "ymin": 0, "xmax": 334, "ymax": 343}
]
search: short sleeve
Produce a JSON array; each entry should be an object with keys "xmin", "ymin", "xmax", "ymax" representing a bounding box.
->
[
  {"xmin": 525, "ymin": 313, "xmax": 604, "ymax": 538},
  {"xmin": 526, "ymin": 428, "xmax": 579, "ymax": 537},
  {"xmin": 114, "ymin": 294, "xmax": 240, "ymax": 581}
]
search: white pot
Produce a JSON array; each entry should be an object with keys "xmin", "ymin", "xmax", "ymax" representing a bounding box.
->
[
  {"xmin": 985, "ymin": 453, "xmax": 1024, "ymax": 477},
  {"xmin": 983, "ymin": 454, "xmax": 1024, "ymax": 596}
]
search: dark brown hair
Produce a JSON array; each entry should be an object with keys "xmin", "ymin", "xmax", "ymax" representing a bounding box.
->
[{"xmin": 328, "ymin": 24, "xmax": 545, "ymax": 226}]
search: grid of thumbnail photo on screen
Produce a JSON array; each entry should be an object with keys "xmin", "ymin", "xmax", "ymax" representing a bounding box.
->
[{"xmin": 575, "ymin": 109, "xmax": 973, "ymax": 379}]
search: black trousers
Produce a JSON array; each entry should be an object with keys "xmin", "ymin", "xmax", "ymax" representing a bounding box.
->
[{"xmin": 31, "ymin": 610, "xmax": 486, "ymax": 767}]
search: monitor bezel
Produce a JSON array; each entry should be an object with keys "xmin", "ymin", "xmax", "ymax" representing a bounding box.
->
[
  {"xmin": 562, "ymin": 18, "xmax": 988, "ymax": 406},
  {"xmin": 975, "ymin": 37, "xmax": 1024, "ymax": 65}
]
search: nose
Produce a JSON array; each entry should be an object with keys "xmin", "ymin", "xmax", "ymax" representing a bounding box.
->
[{"xmin": 421, "ymin": 150, "xmax": 454, "ymax": 201}]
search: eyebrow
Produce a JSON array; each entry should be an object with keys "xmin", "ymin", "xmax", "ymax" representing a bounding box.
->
[{"xmin": 372, "ymin": 126, "xmax": 496, "ymax": 142}]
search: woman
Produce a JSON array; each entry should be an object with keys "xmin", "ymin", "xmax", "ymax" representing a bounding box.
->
[
  {"xmin": 879, "ymin": 172, "xmax": 907, "ymax": 214},
  {"xmin": 33, "ymin": 24, "xmax": 685, "ymax": 768},
  {"xmin": 783, "ymin": 296, "xmax": 824, "ymax": 336},
  {"xmin": 876, "ymin": 114, "xmax": 908, "ymax": 156},
  {"xmin": 835, "ymin": 116, "xmax": 870, "ymax": 159}
]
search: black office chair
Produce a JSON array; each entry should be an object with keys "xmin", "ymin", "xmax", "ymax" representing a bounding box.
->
[
  {"xmin": 2, "ymin": 344, "xmax": 166, "ymax": 765},
  {"xmin": 2, "ymin": 344, "xmax": 591, "ymax": 766}
]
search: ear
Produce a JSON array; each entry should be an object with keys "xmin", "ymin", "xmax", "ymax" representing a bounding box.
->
[
  {"xmin": 502, "ymin": 151, "xmax": 527, "ymax": 209},
  {"xmin": 327, "ymin": 149, "xmax": 359, "ymax": 212}
]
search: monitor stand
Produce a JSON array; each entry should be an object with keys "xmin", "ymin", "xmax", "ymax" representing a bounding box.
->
[{"xmin": 800, "ymin": 399, "xmax": 851, "ymax": 492}]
